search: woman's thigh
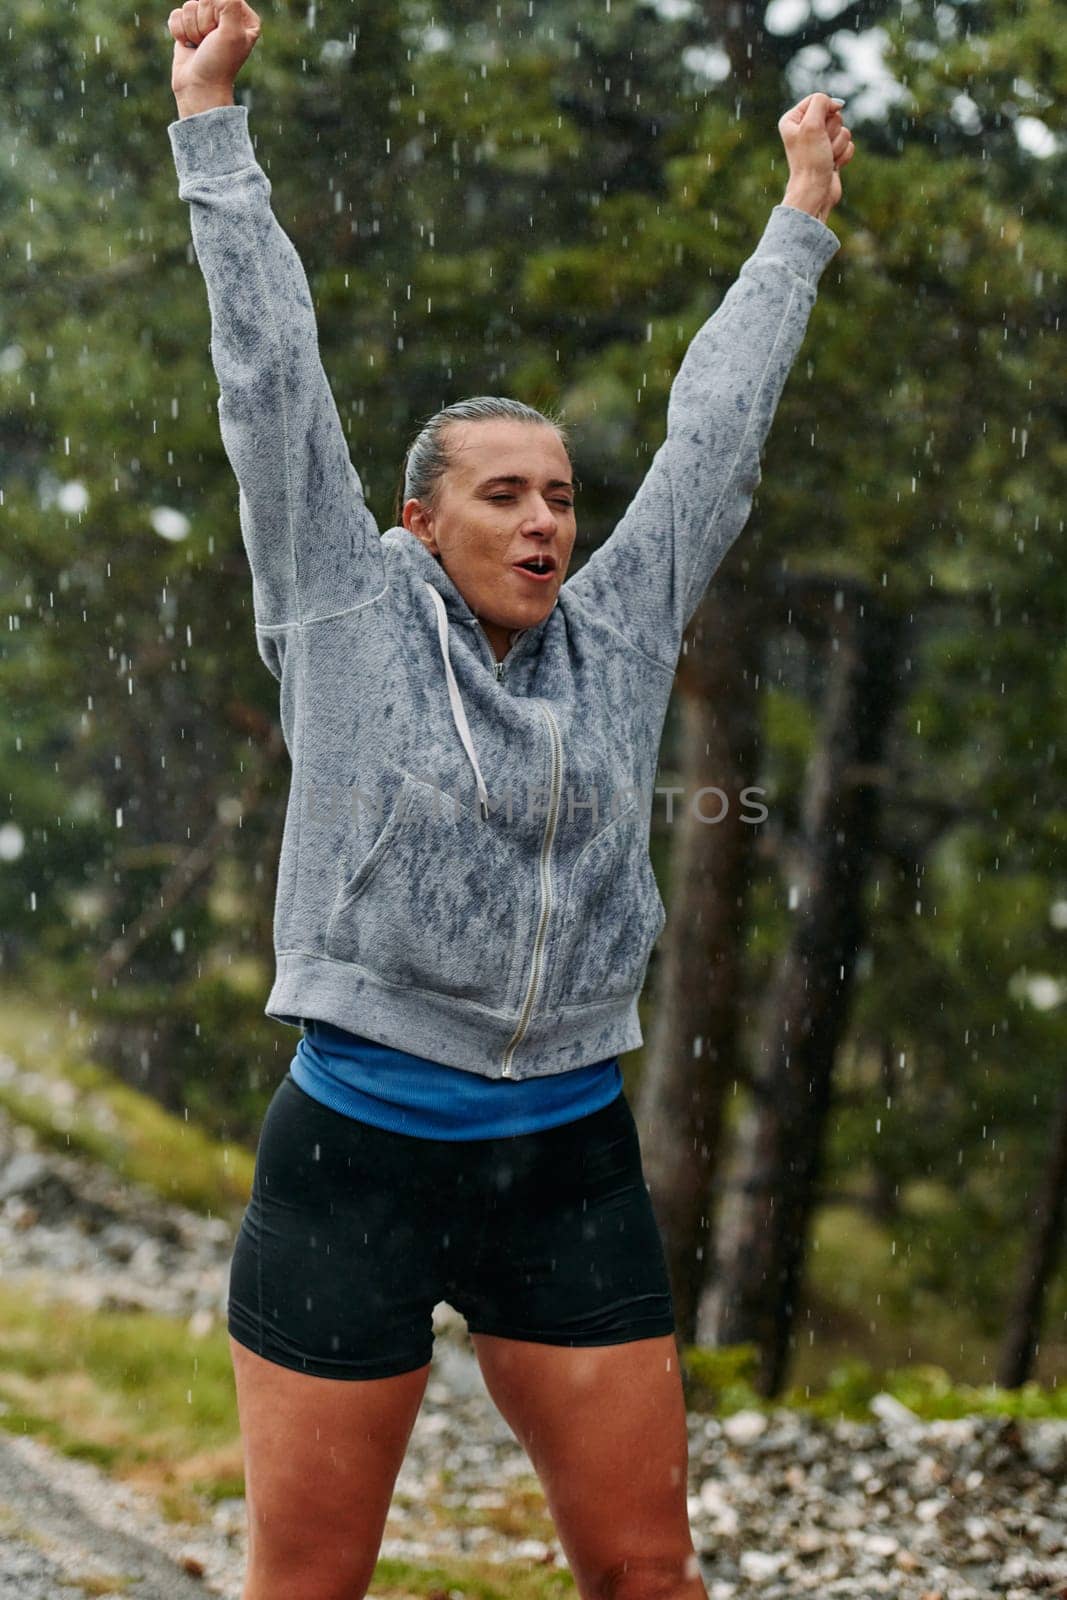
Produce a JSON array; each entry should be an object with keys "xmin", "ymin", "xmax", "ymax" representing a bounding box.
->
[
  {"xmin": 469, "ymin": 1330, "xmax": 702, "ymax": 1600},
  {"xmin": 230, "ymin": 1336, "xmax": 431, "ymax": 1600}
]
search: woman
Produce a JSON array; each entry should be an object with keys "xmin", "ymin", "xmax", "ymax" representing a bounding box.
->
[{"xmin": 167, "ymin": 4, "xmax": 854, "ymax": 1597}]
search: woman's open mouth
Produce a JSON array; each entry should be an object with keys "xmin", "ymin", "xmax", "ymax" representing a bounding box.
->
[{"xmin": 512, "ymin": 555, "xmax": 556, "ymax": 583}]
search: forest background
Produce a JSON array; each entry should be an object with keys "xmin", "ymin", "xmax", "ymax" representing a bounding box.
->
[{"xmin": 0, "ymin": 0, "xmax": 1064, "ymax": 1426}]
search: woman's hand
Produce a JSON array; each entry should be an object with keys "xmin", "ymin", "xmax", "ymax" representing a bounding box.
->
[
  {"xmin": 778, "ymin": 92, "xmax": 855, "ymax": 224},
  {"xmin": 168, "ymin": 0, "xmax": 261, "ymax": 108}
]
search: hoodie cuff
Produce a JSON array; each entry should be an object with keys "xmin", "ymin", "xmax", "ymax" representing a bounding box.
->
[
  {"xmin": 167, "ymin": 102, "xmax": 256, "ymax": 187},
  {"xmin": 753, "ymin": 203, "xmax": 841, "ymax": 289}
]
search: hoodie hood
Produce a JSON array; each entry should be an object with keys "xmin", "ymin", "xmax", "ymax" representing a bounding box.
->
[{"xmin": 386, "ymin": 526, "xmax": 556, "ymax": 821}]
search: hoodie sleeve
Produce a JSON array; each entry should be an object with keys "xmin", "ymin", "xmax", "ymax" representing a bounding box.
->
[
  {"xmin": 563, "ymin": 203, "xmax": 840, "ymax": 669},
  {"xmin": 168, "ymin": 103, "xmax": 385, "ymax": 681}
]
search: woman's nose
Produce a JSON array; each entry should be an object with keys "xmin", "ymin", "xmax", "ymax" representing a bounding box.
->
[{"xmin": 526, "ymin": 496, "xmax": 557, "ymax": 531}]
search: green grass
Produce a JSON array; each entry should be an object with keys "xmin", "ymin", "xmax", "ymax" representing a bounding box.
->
[
  {"xmin": 0, "ymin": 1275, "xmax": 241, "ymax": 1521},
  {"xmin": 680, "ymin": 1337, "xmax": 1067, "ymax": 1421},
  {"xmin": 0, "ymin": 986, "xmax": 254, "ymax": 1220},
  {"xmin": 367, "ymin": 1558, "xmax": 577, "ymax": 1598}
]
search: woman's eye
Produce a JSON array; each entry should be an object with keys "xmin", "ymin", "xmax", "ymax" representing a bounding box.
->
[{"xmin": 487, "ymin": 493, "xmax": 573, "ymax": 509}]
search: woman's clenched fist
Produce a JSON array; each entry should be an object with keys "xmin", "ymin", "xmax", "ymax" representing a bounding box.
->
[
  {"xmin": 168, "ymin": 0, "xmax": 261, "ymax": 99},
  {"xmin": 778, "ymin": 92, "xmax": 855, "ymax": 223}
]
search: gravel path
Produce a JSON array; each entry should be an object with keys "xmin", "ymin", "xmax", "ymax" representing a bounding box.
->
[
  {"xmin": 0, "ymin": 1429, "xmax": 218, "ymax": 1599},
  {"xmin": 1, "ymin": 1063, "xmax": 1065, "ymax": 1598}
]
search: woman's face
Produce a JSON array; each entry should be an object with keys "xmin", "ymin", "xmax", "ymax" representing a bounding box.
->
[{"xmin": 402, "ymin": 419, "xmax": 578, "ymax": 663}]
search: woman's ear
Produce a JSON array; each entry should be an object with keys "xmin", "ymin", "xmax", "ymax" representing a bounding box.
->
[{"xmin": 403, "ymin": 497, "xmax": 439, "ymax": 556}]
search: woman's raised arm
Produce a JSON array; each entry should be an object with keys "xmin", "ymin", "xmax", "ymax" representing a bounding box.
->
[
  {"xmin": 167, "ymin": 0, "xmax": 385, "ymax": 683},
  {"xmin": 563, "ymin": 94, "xmax": 854, "ymax": 672}
]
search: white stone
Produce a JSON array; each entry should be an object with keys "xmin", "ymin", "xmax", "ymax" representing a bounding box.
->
[
  {"xmin": 739, "ymin": 1550, "xmax": 787, "ymax": 1579},
  {"xmin": 512, "ymin": 1538, "xmax": 551, "ymax": 1560},
  {"xmin": 869, "ymin": 1391, "xmax": 920, "ymax": 1425},
  {"xmin": 722, "ymin": 1409, "xmax": 769, "ymax": 1443}
]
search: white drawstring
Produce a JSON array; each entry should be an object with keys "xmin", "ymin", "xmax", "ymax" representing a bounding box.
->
[{"xmin": 424, "ymin": 582, "xmax": 491, "ymax": 820}]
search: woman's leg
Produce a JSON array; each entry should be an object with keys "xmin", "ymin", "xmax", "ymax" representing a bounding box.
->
[
  {"xmin": 231, "ymin": 1337, "xmax": 430, "ymax": 1600},
  {"xmin": 450, "ymin": 1092, "xmax": 703, "ymax": 1599},
  {"xmin": 226, "ymin": 1075, "xmax": 452, "ymax": 1599},
  {"xmin": 471, "ymin": 1330, "xmax": 703, "ymax": 1600}
]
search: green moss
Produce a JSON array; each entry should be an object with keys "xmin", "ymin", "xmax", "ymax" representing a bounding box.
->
[
  {"xmin": 67, "ymin": 1573, "xmax": 139, "ymax": 1596},
  {"xmin": 59, "ymin": 1439, "xmax": 123, "ymax": 1469},
  {"xmin": 678, "ymin": 1341, "xmax": 1066, "ymax": 1422},
  {"xmin": 191, "ymin": 1473, "xmax": 246, "ymax": 1505},
  {"xmin": 0, "ymin": 985, "xmax": 254, "ymax": 1219},
  {"xmin": 679, "ymin": 1342, "xmax": 763, "ymax": 1413},
  {"xmin": 0, "ymin": 1406, "xmax": 55, "ymax": 1440},
  {"xmin": 0, "ymin": 1278, "xmax": 239, "ymax": 1482},
  {"xmin": 369, "ymin": 1556, "xmax": 576, "ymax": 1598}
]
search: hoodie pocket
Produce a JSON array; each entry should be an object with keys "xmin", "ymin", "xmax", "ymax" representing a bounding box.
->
[
  {"xmin": 324, "ymin": 772, "xmax": 520, "ymax": 1003},
  {"xmin": 546, "ymin": 803, "xmax": 667, "ymax": 1011}
]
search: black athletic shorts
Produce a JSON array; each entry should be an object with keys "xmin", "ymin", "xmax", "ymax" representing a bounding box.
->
[{"xmin": 227, "ymin": 1071, "xmax": 676, "ymax": 1380}]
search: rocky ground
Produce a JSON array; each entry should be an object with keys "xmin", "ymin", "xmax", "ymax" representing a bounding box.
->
[{"xmin": 0, "ymin": 1055, "xmax": 1065, "ymax": 1599}]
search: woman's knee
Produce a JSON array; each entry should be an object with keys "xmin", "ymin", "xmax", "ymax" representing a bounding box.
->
[
  {"xmin": 241, "ymin": 1544, "xmax": 377, "ymax": 1600},
  {"xmin": 589, "ymin": 1550, "xmax": 707, "ymax": 1600}
]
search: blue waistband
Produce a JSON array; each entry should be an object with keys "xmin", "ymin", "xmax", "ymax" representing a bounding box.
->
[{"xmin": 289, "ymin": 1018, "xmax": 622, "ymax": 1140}]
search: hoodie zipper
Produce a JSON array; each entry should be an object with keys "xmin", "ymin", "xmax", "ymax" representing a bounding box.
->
[
  {"xmin": 467, "ymin": 618, "xmax": 559, "ymax": 1076},
  {"xmin": 500, "ymin": 701, "xmax": 562, "ymax": 1077}
]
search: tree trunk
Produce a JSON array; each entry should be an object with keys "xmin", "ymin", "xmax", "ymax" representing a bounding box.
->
[
  {"xmin": 997, "ymin": 1066, "xmax": 1067, "ymax": 1388},
  {"xmin": 704, "ymin": 591, "xmax": 906, "ymax": 1397},
  {"xmin": 636, "ymin": 582, "xmax": 762, "ymax": 1346}
]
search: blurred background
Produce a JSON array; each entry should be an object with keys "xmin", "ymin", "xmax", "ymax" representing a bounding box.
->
[{"xmin": 0, "ymin": 0, "xmax": 1063, "ymax": 1539}]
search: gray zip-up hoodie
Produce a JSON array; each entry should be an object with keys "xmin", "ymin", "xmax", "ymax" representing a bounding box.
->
[{"xmin": 168, "ymin": 103, "xmax": 840, "ymax": 1082}]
